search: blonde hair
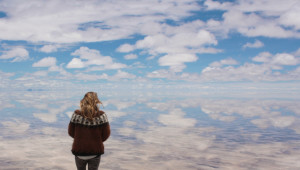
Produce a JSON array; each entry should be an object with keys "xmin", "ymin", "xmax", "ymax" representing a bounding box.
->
[{"xmin": 80, "ymin": 92, "xmax": 102, "ymax": 120}]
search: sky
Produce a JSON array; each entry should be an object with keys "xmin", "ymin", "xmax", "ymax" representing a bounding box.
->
[{"xmin": 0, "ymin": 0, "xmax": 300, "ymax": 91}]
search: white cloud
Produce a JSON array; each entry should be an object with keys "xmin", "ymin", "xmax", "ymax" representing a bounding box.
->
[
  {"xmin": 147, "ymin": 69, "xmax": 202, "ymax": 81},
  {"xmin": 39, "ymin": 44, "xmax": 61, "ymax": 53},
  {"xmin": 0, "ymin": 91, "xmax": 15, "ymax": 110},
  {"xmin": 147, "ymin": 59, "xmax": 300, "ymax": 82},
  {"xmin": 117, "ymin": 44, "xmax": 135, "ymax": 53},
  {"xmin": 146, "ymin": 50, "xmax": 300, "ymax": 82},
  {"xmin": 253, "ymin": 52, "xmax": 299, "ymax": 66},
  {"xmin": 272, "ymin": 53, "xmax": 299, "ymax": 65},
  {"xmin": 0, "ymin": 70, "xmax": 14, "ymax": 88},
  {"xmin": 67, "ymin": 46, "xmax": 126, "ymax": 70},
  {"xmin": 0, "ymin": 0, "xmax": 299, "ymax": 85},
  {"xmin": 0, "ymin": 47, "xmax": 29, "ymax": 62},
  {"xmin": 243, "ymin": 40, "xmax": 264, "ymax": 49},
  {"xmin": 32, "ymin": 57, "xmax": 56, "ymax": 67},
  {"xmin": 1, "ymin": 73, "xmax": 76, "ymax": 90},
  {"xmin": 276, "ymin": 3, "xmax": 300, "ymax": 30},
  {"xmin": 204, "ymin": 0, "xmax": 300, "ymax": 38},
  {"xmin": 32, "ymin": 70, "xmax": 48, "ymax": 77},
  {"xmin": 105, "ymin": 63, "xmax": 127, "ymax": 70},
  {"xmin": 0, "ymin": 0, "xmax": 199, "ymax": 43},
  {"xmin": 201, "ymin": 63, "xmax": 272, "ymax": 82},
  {"xmin": 66, "ymin": 58, "xmax": 85, "ymax": 68},
  {"xmin": 294, "ymin": 48, "xmax": 300, "ymax": 57},
  {"xmin": 71, "ymin": 47, "xmax": 108, "ymax": 62},
  {"xmin": 124, "ymin": 54, "xmax": 138, "ymax": 60},
  {"xmin": 198, "ymin": 51, "xmax": 300, "ymax": 82},
  {"xmin": 209, "ymin": 58, "xmax": 238, "ymax": 67},
  {"xmin": 147, "ymin": 69, "xmax": 175, "ymax": 79},
  {"xmin": 74, "ymin": 72, "xmax": 108, "ymax": 81},
  {"xmin": 241, "ymin": 23, "xmax": 295, "ymax": 38},
  {"xmin": 252, "ymin": 52, "xmax": 273, "ymax": 63},
  {"xmin": 118, "ymin": 24, "xmax": 219, "ymax": 72},
  {"xmin": 72, "ymin": 70, "xmax": 136, "ymax": 81},
  {"xmin": 110, "ymin": 70, "xmax": 136, "ymax": 81},
  {"xmin": 32, "ymin": 57, "xmax": 70, "ymax": 76},
  {"xmin": 87, "ymin": 63, "xmax": 128, "ymax": 71},
  {"xmin": 158, "ymin": 53, "xmax": 198, "ymax": 72}
]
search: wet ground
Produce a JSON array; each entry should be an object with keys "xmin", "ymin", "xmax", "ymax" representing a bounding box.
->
[{"xmin": 1, "ymin": 90, "xmax": 300, "ymax": 170}]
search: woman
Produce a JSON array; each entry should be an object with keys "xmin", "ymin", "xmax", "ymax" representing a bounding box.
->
[{"xmin": 68, "ymin": 92, "xmax": 110, "ymax": 170}]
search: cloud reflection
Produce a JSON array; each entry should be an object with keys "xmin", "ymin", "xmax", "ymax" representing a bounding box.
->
[
  {"xmin": 33, "ymin": 104, "xmax": 72, "ymax": 123},
  {"xmin": 158, "ymin": 108, "xmax": 197, "ymax": 127},
  {"xmin": 0, "ymin": 129, "xmax": 75, "ymax": 169},
  {"xmin": 0, "ymin": 91, "xmax": 300, "ymax": 169},
  {"xmin": 1, "ymin": 119, "xmax": 30, "ymax": 134}
]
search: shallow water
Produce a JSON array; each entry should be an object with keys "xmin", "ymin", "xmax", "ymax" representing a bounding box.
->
[{"xmin": 1, "ymin": 90, "xmax": 300, "ymax": 170}]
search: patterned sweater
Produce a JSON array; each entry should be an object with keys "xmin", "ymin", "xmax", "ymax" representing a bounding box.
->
[{"xmin": 68, "ymin": 110, "xmax": 110, "ymax": 156}]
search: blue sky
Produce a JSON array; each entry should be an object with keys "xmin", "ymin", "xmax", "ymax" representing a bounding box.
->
[{"xmin": 0, "ymin": 0, "xmax": 300, "ymax": 90}]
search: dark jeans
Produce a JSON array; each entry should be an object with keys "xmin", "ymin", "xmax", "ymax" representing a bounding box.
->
[{"xmin": 75, "ymin": 155, "xmax": 101, "ymax": 170}]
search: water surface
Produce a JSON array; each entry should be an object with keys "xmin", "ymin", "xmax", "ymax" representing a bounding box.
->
[{"xmin": 1, "ymin": 90, "xmax": 300, "ymax": 169}]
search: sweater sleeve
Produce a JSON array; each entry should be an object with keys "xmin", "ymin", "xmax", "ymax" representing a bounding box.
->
[
  {"xmin": 68, "ymin": 122, "xmax": 75, "ymax": 138},
  {"xmin": 102, "ymin": 123, "xmax": 111, "ymax": 142}
]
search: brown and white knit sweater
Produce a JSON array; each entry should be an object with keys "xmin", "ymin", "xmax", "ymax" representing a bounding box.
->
[{"xmin": 68, "ymin": 110, "xmax": 110, "ymax": 156}]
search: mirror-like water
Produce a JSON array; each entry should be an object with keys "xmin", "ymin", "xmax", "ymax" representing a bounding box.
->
[{"xmin": 1, "ymin": 90, "xmax": 300, "ymax": 170}]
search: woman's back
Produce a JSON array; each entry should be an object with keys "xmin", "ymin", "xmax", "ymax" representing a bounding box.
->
[{"xmin": 68, "ymin": 92, "xmax": 110, "ymax": 170}]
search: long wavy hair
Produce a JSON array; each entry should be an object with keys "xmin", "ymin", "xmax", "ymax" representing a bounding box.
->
[{"xmin": 80, "ymin": 92, "xmax": 102, "ymax": 120}]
